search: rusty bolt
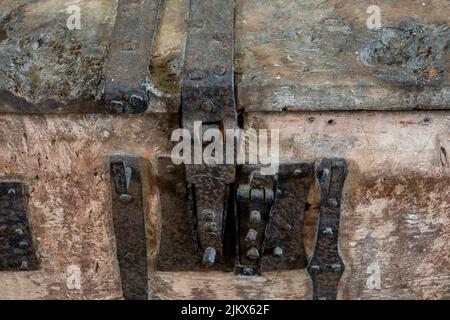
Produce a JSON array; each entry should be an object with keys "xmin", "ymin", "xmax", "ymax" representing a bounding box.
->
[
  {"xmin": 328, "ymin": 198, "xmax": 338, "ymax": 207},
  {"xmin": 246, "ymin": 246, "xmax": 260, "ymax": 261},
  {"xmin": 201, "ymin": 209, "xmax": 215, "ymax": 222},
  {"xmin": 20, "ymin": 260, "xmax": 28, "ymax": 270},
  {"xmin": 119, "ymin": 193, "xmax": 133, "ymax": 204},
  {"xmin": 309, "ymin": 265, "xmax": 320, "ymax": 273},
  {"xmin": 249, "ymin": 210, "xmax": 261, "ymax": 225},
  {"xmin": 130, "ymin": 94, "xmax": 144, "ymax": 105},
  {"xmin": 330, "ymin": 264, "xmax": 342, "ymax": 272},
  {"xmin": 273, "ymin": 246, "xmax": 283, "ymax": 258},
  {"xmin": 245, "ymin": 229, "xmax": 258, "ymax": 245},
  {"xmin": 203, "ymin": 247, "xmax": 216, "ymax": 266},
  {"xmin": 242, "ymin": 267, "xmax": 256, "ymax": 276},
  {"xmin": 323, "ymin": 227, "xmax": 334, "ymax": 236}
]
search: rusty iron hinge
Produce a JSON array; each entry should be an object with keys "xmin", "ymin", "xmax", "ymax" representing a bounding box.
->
[
  {"xmin": 235, "ymin": 164, "xmax": 313, "ymax": 275},
  {"xmin": 104, "ymin": 0, "xmax": 161, "ymax": 114},
  {"xmin": 109, "ymin": 155, "xmax": 148, "ymax": 300},
  {"xmin": 181, "ymin": 0, "xmax": 237, "ymax": 267},
  {"xmin": 307, "ymin": 158, "xmax": 348, "ymax": 300},
  {"xmin": 0, "ymin": 182, "xmax": 39, "ymax": 271}
]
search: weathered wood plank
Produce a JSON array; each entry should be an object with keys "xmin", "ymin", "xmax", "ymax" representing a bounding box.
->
[
  {"xmin": 1, "ymin": 0, "xmax": 448, "ymax": 113},
  {"xmin": 0, "ymin": 0, "xmax": 188, "ymax": 113},
  {"xmin": 236, "ymin": 0, "xmax": 450, "ymax": 111}
]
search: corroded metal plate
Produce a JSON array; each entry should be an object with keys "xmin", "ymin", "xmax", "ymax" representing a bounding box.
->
[{"xmin": 0, "ymin": 182, "xmax": 39, "ymax": 271}]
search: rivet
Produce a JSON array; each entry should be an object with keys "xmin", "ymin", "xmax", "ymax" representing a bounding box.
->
[
  {"xmin": 246, "ymin": 247, "xmax": 260, "ymax": 261},
  {"xmin": 20, "ymin": 260, "xmax": 28, "ymax": 270},
  {"xmin": 273, "ymin": 246, "xmax": 283, "ymax": 258},
  {"xmin": 203, "ymin": 247, "xmax": 216, "ymax": 266},
  {"xmin": 330, "ymin": 264, "xmax": 342, "ymax": 272},
  {"xmin": 328, "ymin": 198, "xmax": 338, "ymax": 207},
  {"xmin": 119, "ymin": 193, "xmax": 133, "ymax": 204},
  {"xmin": 310, "ymin": 265, "xmax": 320, "ymax": 272},
  {"xmin": 201, "ymin": 209, "xmax": 215, "ymax": 222},
  {"xmin": 242, "ymin": 267, "xmax": 256, "ymax": 276},
  {"xmin": 323, "ymin": 227, "xmax": 333, "ymax": 236},
  {"xmin": 249, "ymin": 210, "xmax": 261, "ymax": 224},
  {"xmin": 130, "ymin": 94, "xmax": 144, "ymax": 105},
  {"xmin": 245, "ymin": 229, "xmax": 258, "ymax": 245}
]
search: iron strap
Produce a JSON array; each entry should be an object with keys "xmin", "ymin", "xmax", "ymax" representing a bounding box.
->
[
  {"xmin": 181, "ymin": 0, "xmax": 238, "ymax": 266},
  {"xmin": 181, "ymin": 0, "xmax": 237, "ymax": 131},
  {"xmin": 104, "ymin": 0, "xmax": 161, "ymax": 114},
  {"xmin": 307, "ymin": 158, "xmax": 348, "ymax": 300},
  {"xmin": 109, "ymin": 155, "xmax": 148, "ymax": 300}
]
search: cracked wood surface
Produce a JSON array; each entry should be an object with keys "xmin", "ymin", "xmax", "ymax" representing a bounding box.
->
[{"xmin": 0, "ymin": 0, "xmax": 449, "ymax": 113}]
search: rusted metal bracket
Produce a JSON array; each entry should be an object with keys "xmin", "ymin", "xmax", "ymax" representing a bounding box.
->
[
  {"xmin": 156, "ymin": 158, "xmax": 235, "ymax": 271},
  {"xmin": 109, "ymin": 155, "xmax": 148, "ymax": 300},
  {"xmin": 0, "ymin": 182, "xmax": 39, "ymax": 271},
  {"xmin": 307, "ymin": 158, "xmax": 348, "ymax": 300},
  {"xmin": 235, "ymin": 164, "xmax": 313, "ymax": 275},
  {"xmin": 156, "ymin": 157, "xmax": 201, "ymax": 270},
  {"xmin": 261, "ymin": 163, "xmax": 313, "ymax": 272},
  {"xmin": 104, "ymin": 0, "xmax": 161, "ymax": 114},
  {"xmin": 235, "ymin": 167, "xmax": 275, "ymax": 275},
  {"xmin": 180, "ymin": 0, "xmax": 238, "ymax": 267}
]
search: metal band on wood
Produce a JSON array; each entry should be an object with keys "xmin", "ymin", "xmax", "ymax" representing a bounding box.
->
[
  {"xmin": 104, "ymin": 0, "xmax": 161, "ymax": 114},
  {"xmin": 109, "ymin": 155, "xmax": 148, "ymax": 300},
  {"xmin": 307, "ymin": 158, "xmax": 348, "ymax": 300}
]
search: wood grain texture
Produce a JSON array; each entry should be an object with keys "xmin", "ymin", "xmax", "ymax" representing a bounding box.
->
[
  {"xmin": 1, "ymin": 0, "xmax": 449, "ymax": 113},
  {"xmin": 236, "ymin": 0, "xmax": 450, "ymax": 111}
]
